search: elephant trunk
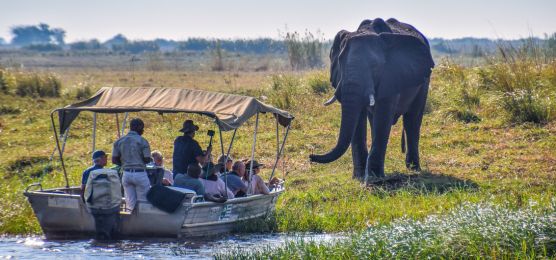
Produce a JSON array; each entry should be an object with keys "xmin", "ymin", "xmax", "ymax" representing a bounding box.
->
[{"xmin": 310, "ymin": 96, "xmax": 363, "ymax": 163}]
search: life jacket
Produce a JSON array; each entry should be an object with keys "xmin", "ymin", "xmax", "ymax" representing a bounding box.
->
[{"xmin": 84, "ymin": 169, "xmax": 122, "ymax": 210}]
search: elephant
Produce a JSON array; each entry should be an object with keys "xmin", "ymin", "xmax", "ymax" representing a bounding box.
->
[{"xmin": 309, "ymin": 18, "xmax": 435, "ymax": 182}]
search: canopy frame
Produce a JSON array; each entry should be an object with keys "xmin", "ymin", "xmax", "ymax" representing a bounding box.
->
[{"xmin": 50, "ymin": 106, "xmax": 292, "ymax": 193}]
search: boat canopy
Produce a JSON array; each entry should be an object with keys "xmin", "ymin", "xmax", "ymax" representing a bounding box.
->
[{"xmin": 55, "ymin": 87, "xmax": 294, "ymax": 133}]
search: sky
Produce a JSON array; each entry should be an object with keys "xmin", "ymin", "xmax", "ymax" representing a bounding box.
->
[{"xmin": 0, "ymin": 0, "xmax": 555, "ymax": 42}]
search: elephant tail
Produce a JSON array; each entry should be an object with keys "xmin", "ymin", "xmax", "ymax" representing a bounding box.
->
[{"xmin": 401, "ymin": 126, "xmax": 406, "ymax": 154}]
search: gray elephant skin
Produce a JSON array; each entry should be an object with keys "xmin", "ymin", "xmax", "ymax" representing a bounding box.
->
[{"xmin": 309, "ymin": 18, "xmax": 435, "ymax": 182}]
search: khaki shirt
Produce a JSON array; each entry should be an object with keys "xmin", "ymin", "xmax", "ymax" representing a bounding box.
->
[{"xmin": 112, "ymin": 131, "xmax": 151, "ymax": 169}]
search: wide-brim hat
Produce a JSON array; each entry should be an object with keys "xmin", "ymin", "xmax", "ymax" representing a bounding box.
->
[
  {"xmin": 179, "ymin": 120, "xmax": 199, "ymax": 133},
  {"xmin": 245, "ymin": 160, "xmax": 264, "ymax": 169}
]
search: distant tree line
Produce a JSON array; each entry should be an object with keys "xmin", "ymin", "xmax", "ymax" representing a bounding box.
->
[{"xmin": 2, "ymin": 23, "xmax": 555, "ymax": 60}]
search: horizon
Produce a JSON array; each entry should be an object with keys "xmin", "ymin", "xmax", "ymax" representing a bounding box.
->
[{"xmin": 1, "ymin": 0, "xmax": 555, "ymax": 42}]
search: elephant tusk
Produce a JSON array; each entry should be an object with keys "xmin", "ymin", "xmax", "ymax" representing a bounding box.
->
[
  {"xmin": 369, "ymin": 94, "xmax": 375, "ymax": 106},
  {"xmin": 323, "ymin": 96, "xmax": 337, "ymax": 106}
]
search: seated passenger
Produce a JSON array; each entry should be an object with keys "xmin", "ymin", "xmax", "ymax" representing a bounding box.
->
[
  {"xmin": 81, "ymin": 150, "xmax": 107, "ymax": 198},
  {"xmin": 217, "ymin": 155, "xmax": 233, "ymax": 174},
  {"xmin": 245, "ymin": 160, "xmax": 270, "ymax": 195},
  {"xmin": 221, "ymin": 161, "xmax": 248, "ymax": 197},
  {"xmin": 200, "ymin": 162, "xmax": 234, "ymax": 200},
  {"xmin": 174, "ymin": 163, "xmax": 205, "ymax": 195},
  {"xmin": 151, "ymin": 150, "xmax": 173, "ymax": 186}
]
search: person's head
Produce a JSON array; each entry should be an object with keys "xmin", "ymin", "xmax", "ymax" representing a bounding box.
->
[
  {"xmin": 201, "ymin": 162, "xmax": 219, "ymax": 178},
  {"xmin": 245, "ymin": 160, "xmax": 263, "ymax": 175},
  {"xmin": 151, "ymin": 150, "xmax": 164, "ymax": 166},
  {"xmin": 232, "ymin": 161, "xmax": 246, "ymax": 177},
  {"xmin": 179, "ymin": 120, "xmax": 199, "ymax": 137},
  {"xmin": 218, "ymin": 155, "xmax": 233, "ymax": 172},
  {"xmin": 92, "ymin": 150, "xmax": 107, "ymax": 167},
  {"xmin": 187, "ymin": 163, "xmax": 202, "ymax": 179},
  {"xmin": 130, "ymin": 118, "xmax": 145, "ymax": 135}
]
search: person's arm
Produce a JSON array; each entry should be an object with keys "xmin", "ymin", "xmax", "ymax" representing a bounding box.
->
[
  {"xmin": 142, "ymin": 139, "xmax": 152, "ymax": 164},
  {"xmin": 257, "ymin": 175, "xmax": 270, "ymax": 195},
  {"xmin": 194, "ymin": 141, "xmax": 209, "ymax": 164},
  {"xmin": 112, "ymin": 141, "xmax": 121, "ymax": 165}
]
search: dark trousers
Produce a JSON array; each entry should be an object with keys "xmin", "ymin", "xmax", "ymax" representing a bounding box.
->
[{"xmin": 90, "ymin": 207, "xmax": 120, "ymax": 240}]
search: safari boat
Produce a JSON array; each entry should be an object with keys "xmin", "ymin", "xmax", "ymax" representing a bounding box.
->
[{"xmin": 24, "ymin": 87, "xmax": 293, "ymax": 239}]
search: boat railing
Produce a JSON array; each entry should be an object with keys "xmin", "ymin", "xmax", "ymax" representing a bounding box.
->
[{"xmin": 25, "ymin": 183, "xmax": 43, "ymax": 193}]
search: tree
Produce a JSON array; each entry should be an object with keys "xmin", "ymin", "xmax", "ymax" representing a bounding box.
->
[
  {"xmin": 103, "ymin": 34, "xmax": 129, "ymax": 48},
  {"xmin": 10, "ymin": 23, "xmax": 66, "ymax": 46}
]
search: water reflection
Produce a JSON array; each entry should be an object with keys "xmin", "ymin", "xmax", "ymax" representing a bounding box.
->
[{"xmin": 0, "ymin": 233, "xmax": 344, "ymax": 259}]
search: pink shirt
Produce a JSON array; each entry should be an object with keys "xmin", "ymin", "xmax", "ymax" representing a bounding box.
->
[
  {"xmin": 200, "ymin": 177, "xmax": 235, "ymax": 199},
  {"xmin": 249, "ymin": 174, "xmax": 270, "ymax": 195}
]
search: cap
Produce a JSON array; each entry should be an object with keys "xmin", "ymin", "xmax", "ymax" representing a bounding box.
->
[
  {"xmin": 179, "ymin": 120, "xmax": 200, "ymax": 133},
  {"xmin": 92, "ymin": 150, "xmax": 107, "ymax": 160}
]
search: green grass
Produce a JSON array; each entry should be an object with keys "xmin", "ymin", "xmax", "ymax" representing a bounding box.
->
[{"xmin": 0, "ymin": 52, "xmax": 555, "ymax": 258}]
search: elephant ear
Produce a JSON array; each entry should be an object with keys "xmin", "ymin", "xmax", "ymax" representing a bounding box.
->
[
  {"xmin": 376, "ymin": 33, "xmax": 434, "ymax": 99},
  {"xmin": 330, "ymin": 30, "xmax": 350, "ymax": 90}
]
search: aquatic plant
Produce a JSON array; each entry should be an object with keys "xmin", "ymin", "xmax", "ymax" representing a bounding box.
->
[{"xmin": 216, "ymin": 202, "xmax": 556, "ymax": 259}]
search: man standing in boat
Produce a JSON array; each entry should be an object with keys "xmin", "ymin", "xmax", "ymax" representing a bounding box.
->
[
  {"xmin": 112, "ymin": 118, "xmax": 152, "ymax": 212},
  {"xmin": 172, "ymin": 120, "xmax": 211, "ymax": 178}
]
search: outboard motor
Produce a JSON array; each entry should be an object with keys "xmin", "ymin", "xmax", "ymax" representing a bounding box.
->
[{"xmin": 84, "ymin": 169, "xmax": 122, "ymax": 240}]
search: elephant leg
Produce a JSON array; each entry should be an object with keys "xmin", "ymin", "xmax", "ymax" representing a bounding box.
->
[
  {"xmin": 366, "ymin": 95, "xmax": 398, "ymax": 179},
  {"xmin": 351, "ymin": 111, "xmax": 368, "ymax": 181},
  {"xmin": 403, "ymin": 83, "xmax": 429, "ymax": 171}
]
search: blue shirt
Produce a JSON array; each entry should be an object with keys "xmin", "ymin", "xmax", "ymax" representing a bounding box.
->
[
  {"xmin": 172, "ymin": 135, "xmax": 203, "ymax": 176},
  {"xmin": 81, "ymin": 164, "xmax": 103, "ymax": 185},
  {"xmin": 174, "ymin": 174, "xmax": 205, "ymax": 195},
  {"xmin": 221, "ymin": 172, "xmax": 247, "ymax": 195}
]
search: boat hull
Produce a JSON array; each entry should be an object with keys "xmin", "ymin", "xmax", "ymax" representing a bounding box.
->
[{"xmin": 24, "ymin": 187, "xmax": 282, "ymax": 239}]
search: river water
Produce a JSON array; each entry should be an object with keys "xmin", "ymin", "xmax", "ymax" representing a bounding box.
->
[{"xmin": 0, "ymin": 233, "xmax": 343, "ymax": 259}]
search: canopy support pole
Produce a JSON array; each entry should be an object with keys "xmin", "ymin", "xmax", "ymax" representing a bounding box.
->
[
  {"xmin": 276, "ymin": 117, "xmax": 279, "ymax": 155},
  {"xmin": 121, "ymin": 112, "xmax": 129, "ymax": 136},
  {"xmin": 269, "ymin": 124, "xmax": 290, "ymax": 184},
  {"xmin": 115, "ymin": 113, "xmax": 121, "ymax": 138},
  {"xmin": 247, "ymin": 112, "xmax": 259, "ymax": 195},
  {"xmin": 222, "ymin": 128, "xmax": 237, "ymax": 198},
  {"xmin": 50, "ymin": 111, "xmax": 69, "ymax": 189},
  {"xmin": 50, "ymin": 126, "xmax": 70, "ymax": 161},
  {"xmin": 218, "ymin": 127, "xmax": 225, "ymax": 163},
  {"xmin": 92, "ymin": 112, "xmax": 97, "ymax": 152}
]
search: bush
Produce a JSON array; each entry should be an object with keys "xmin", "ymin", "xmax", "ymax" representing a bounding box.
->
[
  {"xmin": 478, "ymin": 53, "xmax": 555, "ymax": 124},
  {"xmin": 433, "ymin": 61, "xmax": 482, "ymax": 122},
  {"xmin": 15, "ymin": 72, "xmax": 62, "ymax": 97},
  {"xmin": 0, "ymin": 68, "xmax": 17, "ymax": 94},
  {"xmin": 283, "ymin": 30, "xmax": 326, "ymax": 70},
  {"xmin": 306, "ymin": 70, "xmax": 330, "ymax": 95},
  {"xmin": 500, "ymin": 90, "xmax": 551, "ymax": 124},
  {"xmin": 268, "ymin": 74, "xmax": 304, "ymax": 109},
  {"xmin": 74, "ymin": 85, "xmax": 93, "ymax": 100}
]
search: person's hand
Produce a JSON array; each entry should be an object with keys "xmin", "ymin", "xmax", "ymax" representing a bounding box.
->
[{"xmin": 162, "ymin": 178, "xmax": 171, "ymax": 186}]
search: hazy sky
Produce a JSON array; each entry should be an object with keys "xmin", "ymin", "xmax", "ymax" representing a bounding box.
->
[{"xmin": 1, "ymin": 0, "xmax": 554, "ymax": 42}]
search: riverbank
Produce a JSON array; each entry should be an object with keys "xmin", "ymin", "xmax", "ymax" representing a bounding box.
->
[{"xmin": 1, "ymin": 50, "xmax": 556, "ymax": 257}]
